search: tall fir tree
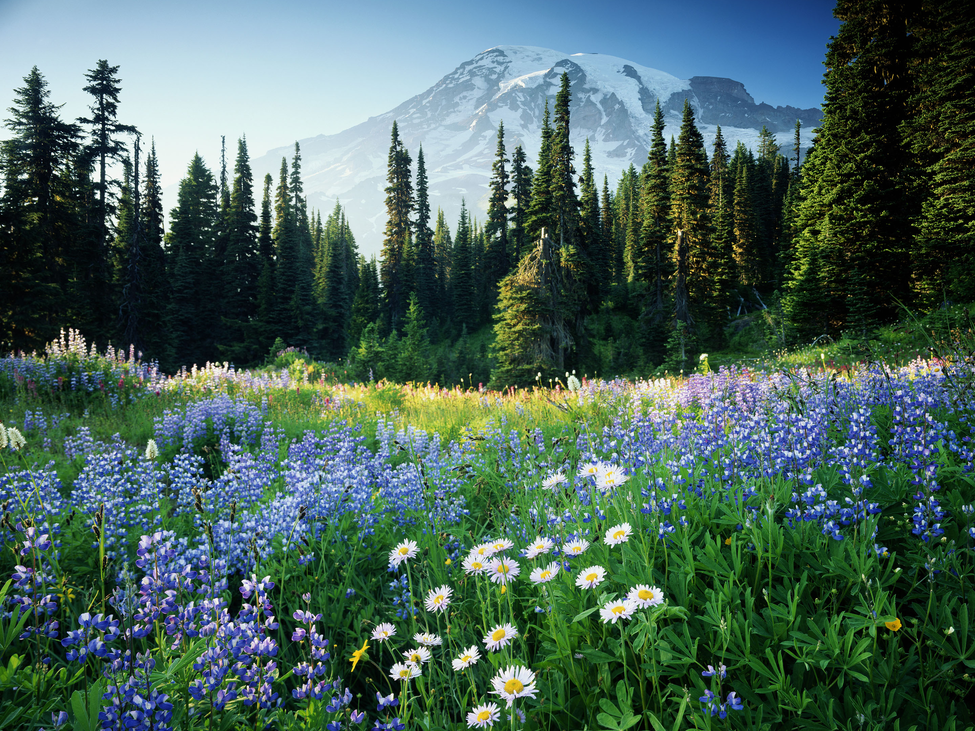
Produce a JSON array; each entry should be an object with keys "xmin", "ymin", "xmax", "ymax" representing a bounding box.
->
[
  {"xmin": 484, "ymin": 122, "xmax": 510, "ymax": 301},
  {"xmin": 166, "ymin": 153, "xmax": 219, "ymax": 369},
  {"xmin": 78, "ymin": 59, "xmax": 138, "ymax": 340},
  {"xmin": 451, "ymin": 201, "xmax": 476, "ymax": 330},
  {"xmin": 412, "ymin": 147, "xmax": 437, "ymax": 320},
  {"xmin": 785, "ymin": 0, "xmax": 917, "ymax": 335},
  {"xmin": 637, "ymin": 101, "xmax": 671, "ymax": 322},
  {"xmin": 509, "ymin": 145, "xmax": 533, "ymax": 266},
  {"xmin": 526, "ymin": 100, "xmax": 555, "ymax": 240},
  {"xmin": 380, "ymin": 121, "xmax": 413, "ymax": 331},
  {"xmin": 137, "ymin": 139, "xmax": 170, "ymax": 363},
  {"xmin": 0, "ymin": 66, "xmax": 81, "ymax": 350}
]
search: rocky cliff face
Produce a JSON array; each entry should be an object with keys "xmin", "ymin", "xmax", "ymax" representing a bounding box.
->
[{"xmin": 252, "ymin": 46, "xmax": 823, "ymax": 256}]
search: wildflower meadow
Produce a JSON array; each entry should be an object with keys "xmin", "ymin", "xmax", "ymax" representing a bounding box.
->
[{"xmin": 1, "ymin": 329, "xmax": 974, "ymax": 730}]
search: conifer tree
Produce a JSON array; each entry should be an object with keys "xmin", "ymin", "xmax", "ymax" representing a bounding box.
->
[
  {"xmin": 272, "ymin": 157, "xmax": 297, "ymax": 341},
  {"xmin": 289, "ymin": 143, "xmax": 318, "ymax": 348},
  {"xmin": 490, "ymin": 228, "xmax": 571, "ymax": 388},
  {"xmin": 637, "ymin": 101, "xmax": 671, "ymax": 320},
  {"xmin": 219, "ymin": 137, "xmax": 261, "ymax": 362},
  {"xmin": 317, "ymin": 202, "xmax": 352, "ymax": 360},
  {"xmin": 706, "ymin": 127, "xmax": 735, "ymax": 322},
  {"xmin": 433, "ymin": 208, "xmax": 453, "ymax": 320},
  {"xmin": 526, "ymin": 100, "xmax": 555, "ymax": 239},
  {"xmin": 137, "ymin": 139, "xmax": 170, "ymax": 363},
  {"xmin": 412, "ymin": 147, "xmax": 436, "ymax": 320},
  {"xmin": 167, "ymin": 153, "xmax": 219, "ymax": 368},
  {"xmin": 0, "ymin": 66, "xmax": 81, "ymax": 350},
  {"xmin": 398, "ymin": 292, "xmax": 432, "ymax": 383},
  {"xmin": 348, "ymin": 256, "xmax": 379, "ymax": 352},
  {"xmin": 670, "ymin": 100, "xmax": 711, "ymax": 327},
  {"xmin": 78, "ymin": 59, "xmax": 138, "ymax": 339},
  {"xmin": 785, "ymin": 0, "xmax": 916, "ymax": 334},
  {"xmin": 509, "ymin": 145, "xmax": 533, "ymax": 265},
  {"xmin": 484, "ymin": 122, "xmax": 510, "ymax": 299},
  {"xmin": 451, "ymin": 201, "xmax": 476, "ymax": 330},
  {"xmin": 380, "ymin": 121, "xmax": 413, "ymax": 331},
  {"xmin": 549, "ymin": 73, "xmax": 579, "ymax": 248},
  {"xmin": 579, "ymin": 140, "xmax": 605, "ymax": 302}
]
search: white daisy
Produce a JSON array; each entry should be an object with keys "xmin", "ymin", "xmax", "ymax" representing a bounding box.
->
[
  {"xmin": 595, "ymin": 464, "xmax": 628, "ymax": 493},
  {"xmin": 522, "ymin": 536, "xmax": 554, "ymax": 559},
  {"xmin": 389, "ymin": 661, "xmax": 421, "ymax": 682},
  {"xmin": 490, "ymin": 665, "xmax": 538, "ymax": 707},
  {"xmin": 452, "ymin": 644, "xmax": 482, "ymax": 671},
  {"xmin": 529, "ymin": 562, "xmax": 560, "ymax": 584},
  {"xmin": 371, "ymin": 622, "xmax": 397, "ymax": 642},
  {"xmin": 424, "ymin": 585, "xmax": 453, "ymax": 614},
  {"xmin": 577, "ymin": 461, "xmax": 601, "ymax": 480},
  {"xmin": 413, "ymin": 631, "xmax": 443, "ymax": 647},
  {"xmin": 463, "ymin": 553, "xmax": 489, "ymax": 575},
  {"xmin": 489, "ymin": 538, "xmax": 514, "ymax": 554},
  {"xmin": 575, "ymin": 565, "xmax": 606, "ymax": 589},
  {"xmin": 605, "ymin": 523, "xmax": 633, "ymax": 546},
  {"xmin": 562, "ymin": 538, "xmax": 590, "ymax": 557},
  {"xmin": 542, "ymin": 471, "xmax": 567, "ymax": 490},
  {"xmin": 483, "ymin": 623, "xmax": 518, "ymax": 652},
  {"xmin": 627, "ymin": 584, "xmax": 665, "ymax": 608},
  {"xmin": 388, "ymin": 539, "xmax": 419, "ymax": 568},
  {"xmin": 403, "ymin": 646, "xmax": 433, "ymax": 665},
  {"xmin": 486, "ymin": 556, "xmax": 521, "ymax": 585},
  {"xmin": 466, "ymin": 701, "xmax": 500, "ymax": 728},
  {"xmin": 471, "ymin": 542, "xmax": 498, "ymax": 559},
  {"xmin": 599, "ymin": 597, "xmax": 638, "ymax": 624}
]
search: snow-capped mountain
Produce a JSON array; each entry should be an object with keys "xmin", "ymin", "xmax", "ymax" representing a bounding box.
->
[{"xmin": 253, "ymin": 45, "xmax": 822, "ymax": 257}]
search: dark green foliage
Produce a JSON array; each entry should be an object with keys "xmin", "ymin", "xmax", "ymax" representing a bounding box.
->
[
  {"xmin": 491, "ymin": 230, "xmax": 571, "ymax": 388},
  {"xmin": 380, "ymin": 121, "xmax": 413, "ymax": 331},
  {"xmin": 526, "ymin": 100, "xmax": 555, "ymax": 240},
  {"xmin": 316, "ymin": 203, "xmax": 355, "ymax": 360},
  {"xmin": 398, "ymin": 292, "xmax": 432, "ymax": 383},
  {"xmin": 509, "ymin": 145, "xmax": 533, "ymax": 265},
  {"xmin": 451, "ymin": 201, "xmax": 476, "ymax": 330},
  {"xmin": 0, "ymin": 67, "xmax": 81, "ymax": 351},
  {"xmin": 166, "ymin": 153, "xmax": 219, "ymax": 369},
  {"xmin": 348, "ymin": 256, "xmax": 379, "ymax": 351},
  {"xmin": 77, "ymin": 60, "xmax": 138, "ymax": 340},
  {"xmin": 412, "ymin": 147, "xmax": 437, "ymax": 320},
  {"xmin": 636, "ymin": 102, "xmax": 671, "ymax": 323},
  {"xmin": 484, "ymin": 122, "xmax": 510, "ymax": 301}
]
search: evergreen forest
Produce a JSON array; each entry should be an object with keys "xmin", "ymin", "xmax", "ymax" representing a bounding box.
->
[{"xmin": 2, "ymin": 1, "xmax": 973, "ymax": 386}]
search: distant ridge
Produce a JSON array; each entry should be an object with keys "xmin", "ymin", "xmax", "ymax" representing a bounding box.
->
[{"xmin": 252, "ymin": 45, "xmax": 822, "ymax": 256}]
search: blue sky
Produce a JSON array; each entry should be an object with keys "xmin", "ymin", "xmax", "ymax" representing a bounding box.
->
[{"xmin": 1, "ymin": 0, "xmax": 840, "ymax": 192}]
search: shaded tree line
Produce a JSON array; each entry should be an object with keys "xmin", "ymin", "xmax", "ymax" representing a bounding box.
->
[{"xmin": 4, "ymin": 2, "xmax": 973, "ymax": 385}]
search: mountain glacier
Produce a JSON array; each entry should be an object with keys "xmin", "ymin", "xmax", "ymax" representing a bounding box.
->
[{"xmin": 252, "ymin": 45, "xmax": 823, "ymax": 256}]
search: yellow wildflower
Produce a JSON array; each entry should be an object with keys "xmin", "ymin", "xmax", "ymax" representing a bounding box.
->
[
  {"xmin": 885, "ymin": 618, "xmax": 902, "ymax": 632},
  {"xmin": 350, "ymin": 637, "xmax": 370, "ymax": 672}
]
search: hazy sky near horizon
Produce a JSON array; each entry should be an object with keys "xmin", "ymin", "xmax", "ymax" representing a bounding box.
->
[{"xmin": 2, "ymin": 0, "xmax": 841, "ymax": 192}]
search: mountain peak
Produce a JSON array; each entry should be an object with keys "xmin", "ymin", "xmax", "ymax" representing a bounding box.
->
[{"xmin": 252, "ymin": 45, "xmax": 822, "ymax": 256}]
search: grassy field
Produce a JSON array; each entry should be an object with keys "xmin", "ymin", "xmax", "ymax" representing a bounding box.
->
[{"xmin": 1, "ymin": 320, "xmax": 974, "ymax": 731}]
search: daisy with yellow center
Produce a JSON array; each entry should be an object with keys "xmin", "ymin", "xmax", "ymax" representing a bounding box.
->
[
  {"xmin": 471, "ymin": 542, "xmax": 497, "ymax": 558},
  {"xmin": 466, "ymin": 701, "xmax": 500, "ymax": 728},
  {"xmin": 490, "ymin": 538, "xmax": 514, "ymax": 553},
  {"xmin": 403, "ymin": 646, "xmax": 433, "ymax": 665},
  {"xmin": 388, "ymin": 539, "xmax": 419, "ymax": 568},
  {"xmin": 627, "ymin": 584, "xmax": 664, "ymax": 608},
  {"xmin": 413, "ymin": 631, "xmax": 443, "ymax": 647},
  {"xmin": 389, "ymin": 662, "xmax": 421, "ymax": 682},
  {"xmin": 490, "ymin": 665, "xmax": 538, "ymax": 707},
  {"xmin": 605, "ymin": 522, "xmax": 633, "ymax": 546},
  {"xmin": 486, "ymin": 557, "xmax": 521, "ymax": 585},
  {"xmin": 562, "ymin": 538, "xmax": 590, "ymax": 556},
  {"xmin": 424, "ymin": 584, "xmax": 453, "ymax": 614},
  {"xmin": 523, "ymin": 536, "xmax": 554, "ymax": 559},
  {"xmin": 595, "ymin": 464, "xmax": 628, "ymax": 493},
  {"xmin": 371, "ymin": 622, "xmax": 396, "ymax": 642},
  {"xmin": 542, "ymin": 471, "xmax": 567, "ymax": 490},
  {"xmin": 452, "ymin": 644, "xmax": 482, "ymax": 671},
  {"xmin": 577, "ymin": 461, "xmax": 601, "ymax": 479},
  {"xmin": 483, "ymin": 622, "xmax": 518, "ymax": 652},
  {"xmin": 599, "ymin": 598, "xmax": 638, "ymax": 624},
  {"xmin": 575, "ymin": 565, "xmax": 606, "ymax": 589},
  {"xmin": 529, "ymin": 562, "xmax": 560, "ymax": 584},
  {"xmin": 463, "ymin": 554, "xmax": 488, "ymax": 575}
]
